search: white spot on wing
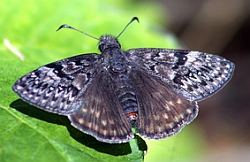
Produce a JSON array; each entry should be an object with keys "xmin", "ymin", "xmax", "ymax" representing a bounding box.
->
[
  {"xmin": 177, "ymin": 98, "xmax": 182, "ymax": 104},
  {"xmin": 169, "ymin": 101, "xmax": 174, "ymax": 106},
  {"xmin": 78, "ymin": 118, "xmax": 84, "ymax": 124},
  {"xmin": 101, "ymin": 120, "xmax": 107, "ymax": 126}
]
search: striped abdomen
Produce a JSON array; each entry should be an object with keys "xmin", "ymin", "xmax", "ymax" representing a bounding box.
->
[{"xmin": 112, "ymin": 73, "xmax": 138, "ymax": 121}]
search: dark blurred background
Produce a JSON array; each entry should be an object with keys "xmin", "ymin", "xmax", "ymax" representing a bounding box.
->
[{"xmin": 154, "ymin": 0, "xmax": 250, "ymax": 161}]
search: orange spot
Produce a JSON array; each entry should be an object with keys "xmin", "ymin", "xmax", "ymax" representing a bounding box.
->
[{"xmin": 126, "ymin": 112, "xmax": 138, "ymax": 118}]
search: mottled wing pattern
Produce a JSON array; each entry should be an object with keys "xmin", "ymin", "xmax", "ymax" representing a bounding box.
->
[
  {"xmin": 69, "ymin": 70, "xmax": 133, "ymax": 143},
  {"xmin": 130, "ymin": 69, "xmax": 198, "ymax": 139},
  {"xmin": 12, "ymin": 54, "xmax": 100, "ymax": 115},
  {"xmin": 127, "ymin": 48, "xmax": 235, "ymax": 101}
]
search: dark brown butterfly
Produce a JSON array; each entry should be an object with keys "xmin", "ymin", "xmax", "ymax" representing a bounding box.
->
[{"xmin": 12, "ymin": 17, "xmax": 234, "ymax": 143}]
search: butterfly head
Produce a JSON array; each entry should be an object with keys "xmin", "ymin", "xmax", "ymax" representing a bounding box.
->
[
  {"xmin": 98, "ymin": 35, "xmax": 121, "ymax": 52},
  {"xmin": 98, "ymin": 17, "xmax": 139, "ymax": 52}
]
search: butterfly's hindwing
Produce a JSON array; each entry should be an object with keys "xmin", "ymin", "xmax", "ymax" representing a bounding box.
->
[
  {"xmin": 130, "ymin": 69, "xmax": 198, "ymax": 139},
  {"xmin": 12, "ymin": 54, "xmax": 100, "ymax": 114},
  {"xmin": 127, "ymin": 48, "xmax": 234, "ymax": 101},
  {"xmin": 69, "ymin": 70, "xmax": 134, "ymax": 143}
]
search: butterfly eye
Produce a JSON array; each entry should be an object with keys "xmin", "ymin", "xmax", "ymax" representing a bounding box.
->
[{"xmin": 98, "ymin": 43, "xmax": 105, "ymax": 52}]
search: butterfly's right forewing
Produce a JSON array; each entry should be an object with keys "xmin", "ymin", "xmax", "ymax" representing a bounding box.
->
[{"xmin": 12, "ymin": 54, "xmax": 100, "ymax": 115}]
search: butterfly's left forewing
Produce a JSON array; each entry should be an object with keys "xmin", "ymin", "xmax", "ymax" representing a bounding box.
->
[
  {"xmin": 127, "ymin": 48, "xmax": 234, "ymax": 101},
  {"xmin": 12, "ymin": 54, "xmax": 100, "ymax": 114}
]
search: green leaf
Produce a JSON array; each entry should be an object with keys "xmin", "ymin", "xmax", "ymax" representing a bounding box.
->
[{"xmin": 0, "ymin": 0, "xmax": 204, "ymax": 162}]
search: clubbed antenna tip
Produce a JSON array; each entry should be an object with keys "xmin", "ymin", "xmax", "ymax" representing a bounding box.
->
[
  {"xmin": 56, "ymin": 24, "xmax": 99, "ymax": 40},
  {"xmin": 116, "ymin": 17, "xmax": 139, "ymax": 38}
]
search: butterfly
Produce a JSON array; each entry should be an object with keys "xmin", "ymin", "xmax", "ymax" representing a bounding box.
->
[{"xmin": 12, "ymin": 17, "xmax": 235, "ymax": 143}]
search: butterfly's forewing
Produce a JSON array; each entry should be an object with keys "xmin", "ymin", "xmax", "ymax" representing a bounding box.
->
[
  {"xmin": 130, "ymin": 69, "xmax": 198, "ymax": 139},
  {"xmin": 127, "ymin": 49, "xmax": 234, "ymax": 101},
  {"xmin": 69, "ymin": 71, "xmax": 134, "ymax": 143},
  {"xmin": 12, "ymin": 54, "xmax": 100, "ymax": 115}
]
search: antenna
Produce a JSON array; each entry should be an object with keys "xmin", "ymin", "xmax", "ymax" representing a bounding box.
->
[
  {"xmin": 116, "ymin": 17, "xmax": 139, "ymax": 38},
  {"xmin": 56, "ymin": 17, "xmax": 139, "ymax": 40},
  {"xmin": 56, "ymin": 24, "xmax": 99, "ymax": 40}
]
